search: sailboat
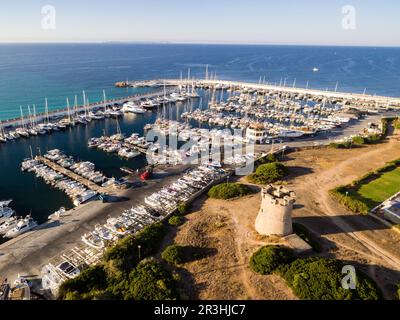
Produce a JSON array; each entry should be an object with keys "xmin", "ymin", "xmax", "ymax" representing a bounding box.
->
[{"xmin": 15, "ymin": 106, "xmax": 30, "ymax": 138}]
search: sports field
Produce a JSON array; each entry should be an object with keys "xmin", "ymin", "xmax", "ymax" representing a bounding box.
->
[{"xmin": 357, "ymin": 167, "xmax": 400, "ymax": 207}]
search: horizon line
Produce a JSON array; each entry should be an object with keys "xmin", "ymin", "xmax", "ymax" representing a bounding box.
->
[{"xmin": 0, "ymin": 40, "xmax": 399, "ymax": 48}]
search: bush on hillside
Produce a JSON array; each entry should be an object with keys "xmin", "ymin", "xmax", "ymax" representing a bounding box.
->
[
  {"xmin": 250, "ymin": 246, "xmax": 294, "ymax": 275},
  {"xmin": 330, "ymin": 188, "xmax": 369, "ymax": 214},
  {"xmin": 208, "ymin": 182, "xmax": 254, "ymax": 200},
  {"xmin": 58, "ymin": 265, "xmax": 108, "ymax": 300},
  {"xmin": 278, "ymin": 257, "xmax": 381, "ymax": 300},
  {"xmin": 247, "ymin": 162, "xmax": 287, "ymax": 185},
  {"xmin": 124, "ymin": 259, "xmax": 179, "ymax": 300},
  {"xmin": 352, "ymin": 136, "xmax": 366, "ymax": 145},
  {"xmin": 168, "ymin": 215, "xmax": 184, "ymax": 226},
  {"xmin": 177, "ymin": 202, "xmax": 189, "ymax": 215},
  {"xmin": 161, "ymin": 245, "xmax": 184, "ymax": 265}
]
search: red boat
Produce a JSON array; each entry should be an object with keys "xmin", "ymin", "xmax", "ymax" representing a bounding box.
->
[{"xmin": 140, "ymin": 165, "xmax": 154, "ymax": 181}]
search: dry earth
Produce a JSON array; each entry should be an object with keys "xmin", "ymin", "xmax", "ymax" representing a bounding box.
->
[{"xmin": 164, "ymin": 129, "xmax": 400, "ymax": 300}]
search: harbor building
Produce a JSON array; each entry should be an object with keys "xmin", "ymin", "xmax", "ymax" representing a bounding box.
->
[{"xmin": 255, "ymin": 185, "xmax": 296, "ymax": 236}]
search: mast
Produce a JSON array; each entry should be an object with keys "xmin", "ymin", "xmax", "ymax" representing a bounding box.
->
[
  {"xmin": 205, "ymin": 64, "xmax": 209, "ymax": 81},
  {"xmin": 103, "ymin": 90, "xmax": 107, "ymax": 112},
  {"xmin": 74, "ymin": 95, "xmax": 78, "ymax": 117},
  {"xmin": 33, "ymin": 104, "xmax": 37, "ymax": 127},
  {"xmin": 27, "ymin": 105, "xmax": 32, "ymax": 128},
  {"xmin": 82, "ymin": 91, "xmax": 87, "ymax": 117},
  {"xmin": 20, "ymin": 105, "xmax": 25, "ymax": 128},
  {"xmin": 66, "ymin": 98, "xmax": 71, "ymax": 122},
  {"xmin": 45, "ymin": 98, "xmax": 49, "ymax": 124}
]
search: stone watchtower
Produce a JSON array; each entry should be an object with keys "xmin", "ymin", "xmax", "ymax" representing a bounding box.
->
[{"xmin": 255, "ymin": 185, "xmax": 296, "ymax": 237}]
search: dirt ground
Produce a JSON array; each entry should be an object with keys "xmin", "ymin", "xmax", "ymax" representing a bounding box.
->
[{"xmin": 167, "ymin": 128, "xmax": 400, "ymax": 300}]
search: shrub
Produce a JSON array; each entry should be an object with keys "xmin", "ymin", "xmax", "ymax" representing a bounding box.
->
[
  {"xmin": 169, "ymin": 215, "xmax": 184, "ymax": 226},
  {"xmin": 330, "ymin": 188, "xmax": 369, "ymax": 214},
  {"xmin": 248, "ymin": 162, "xmax": 287, "ymax": 185},
  {"xmin": 177, "ymin": 202, "xmax": 189, "ymax": 215},
  {"xmin": 124, "ymin": 260, "xmax": 179, "ymax": 300},
  {"xmin": 278, "ymin": 257, "xmax": 380, "ymax": 300},
  {"xmin": 394, "ymin": 118, "xmax": 400, "ymax": 130},
  {"xmin": 102, "ymin": 221, "xmax": 167, "ymax": 272},
  {"xmin": 250, "ymin": 246, "xmax": 294, "ymax": 275},
  {"xmin": 58, "ymin": 265, "xmax": 108, "ymax": 299},
  {"xmin": 397, "ymin": 283, "xmax": 400, "ymax": 299},
  {"xmin": 161, "ymin": 245, "xmax": 184, "ymax": 265},
  {"xmin": 366, "ymin": 134, "xmax": 381, "ymax": 143},
  {"xmin": 257, "ymin": 153, "xmax": 277, "ymax": 165},
  {"xmin": 352, "ymin": 136, "xmax": 365, "ymax": 145},
  {"xmin": 208, "ymin": 183, "xmax": 254, "ymax": 200}
]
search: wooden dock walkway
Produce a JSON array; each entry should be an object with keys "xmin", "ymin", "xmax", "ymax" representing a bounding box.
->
[{"xmin": 36, "ymin": 156, "xmax": 104, "ymax": 193}]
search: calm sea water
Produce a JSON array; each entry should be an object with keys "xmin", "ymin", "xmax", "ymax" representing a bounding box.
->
[
  {"xmin": 1, "ymin": 44, "xmax": 400, "ymax": 121},
  {"xmin": 1, "ymin": 43, "xmax": 400, "ymax": 225}
]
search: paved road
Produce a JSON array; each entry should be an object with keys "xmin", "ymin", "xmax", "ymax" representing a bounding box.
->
[{"xmin": 0, "ymin": 165, "xmax": 189, "ymax": 285}]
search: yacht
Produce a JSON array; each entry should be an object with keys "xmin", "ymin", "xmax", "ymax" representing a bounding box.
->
[
  {"xmin": 122, "ymin": 102, "xmax": 146, "ymax": 114},
  {"xmin": 81, "ymin": 232, "xmax": 105, "ymax": 250},
  {"xmin": 0, "ymin": 200, "xmax": 14, "ymax": 224},
  {"xmin": 278, "ymin": 129, "xmax": 305, "ymax": 138},
  {"xmin": 73, "ymin": 190, "xmax": 98, "ymax": 207},
  {"xmin": 4, "ymin": 215, "xmax": 38, "ymax": 238},
  {"xmin": 48, "ymin": 207, "xmax": 67, "ymax": 220},
  {"xmin": 0, "ymin": 216, "xmax": 20, "ymax": 235}
]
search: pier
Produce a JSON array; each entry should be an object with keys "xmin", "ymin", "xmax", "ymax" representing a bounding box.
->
[
  {"xmin": 36, "ymin": 156, "xmax": 114, "ymax": 193},
  {"xmin": 0, "ymin": 87, "xmax": 176, "ymax": 129},
  {"xmin": 125, "ymin": 79, "xmax": 400, "ymax": 107}
]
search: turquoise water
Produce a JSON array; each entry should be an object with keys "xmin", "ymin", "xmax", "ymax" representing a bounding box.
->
[
  {"xmin": 1, "ymin": 44, "xmax": 400, "ymax": 121},
  {"xmin": 0, "ymin": 43, "xmax": 400, "ymax": 224}
]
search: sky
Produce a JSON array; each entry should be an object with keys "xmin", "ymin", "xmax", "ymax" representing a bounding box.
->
[{"xmin": 0, "ymin": 0, "xmax": 399, "ymax": 46}]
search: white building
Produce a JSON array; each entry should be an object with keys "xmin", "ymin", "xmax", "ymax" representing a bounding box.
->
[{"xmin": 246, "ymin": 124, "xmax": 268, "ymax": 144}]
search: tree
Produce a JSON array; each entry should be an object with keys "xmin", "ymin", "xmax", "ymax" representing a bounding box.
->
[
  {"xmin": 248, "ymin": 162, "xmax": 287, "ymax": 185},
  {"xmin": 162, "ymin": 245, "xmax": 184, "ymax": 265},
  {"xmin": 278, "ymin": 257, "xmax": 380, "ymax": 300},
  {"xmin": 125, "ymin": 260, "xmax": 179, "ymax": 300},
  {"xmin": 208, "ymin": 183, "xmax": 253, "ymax": 200},
  {"xmin": 250, "ymin": 246, "xmax": 294, "ymax": 275},
  {"xmin": 169, "ymin": 215, "xmax": 184, "ymax": 226}
]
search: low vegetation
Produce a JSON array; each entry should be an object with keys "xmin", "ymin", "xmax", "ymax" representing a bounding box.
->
[
  {"xmin": 256, "ymin": 153, "xmax": 277, "ymax": 165},
  {"xmin": 330, "ymin": 187, "xmax": 370, "ymax": 214},
  {"xmin": 58, "ymin": 222, "xmax": 180, "ymax": 300},
  {"xmin": 247, "ymin": 162, "xmax": 288, "ymax": 185},
  {"xmin": 278, "ymin": 257, "xmax": 380, "ymax": 300},
  {"xmin": 208, "ymin": 182, "xmax": 254, "ymax": 200},
  {"xmin": 162, "ymin": 245, "xmax": 185, "ymax": 265},
  {"xmin": 329, "ymin": 118, "xmax": 395, "ymax": 149},
  {"xmin": 331, "ymin": 159, "xmax": 400, "ymax": 213},
  {"xmin": 394, "ymin": 118, "xmax": 400, "ymax": 130},
  {"xmin": 249, "ymin": 246, "xmax": 294, "ymax": 275},
  {"xmin": 250, "ymin": 245, "xmax": 381, "ymax": 300},
  {"xmin": 168, "ymin": 215, "xmax": 184, "ymax": 226},
  {"xmin": 177, "ymin": 202, "xmax": 189, "ymax": 215}
]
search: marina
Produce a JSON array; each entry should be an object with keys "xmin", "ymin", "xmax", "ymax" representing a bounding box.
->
[{"xmin": 0, "ymin": 76, "xmax": 399, "ymax": 299}]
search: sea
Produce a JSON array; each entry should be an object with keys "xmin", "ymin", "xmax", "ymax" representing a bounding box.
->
[{"xmin": 1, "ymin": 43, "xmax": 400, "ymax": 225}]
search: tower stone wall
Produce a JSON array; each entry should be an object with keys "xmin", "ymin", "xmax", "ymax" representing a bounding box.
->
[{"xmin": 255, "ymin": 185, "xmax": 296, "ymax": 236}]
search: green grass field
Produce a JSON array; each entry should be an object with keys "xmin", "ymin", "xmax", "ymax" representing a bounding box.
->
[{"xmin": 356, "ymin": 167, "xmax": 400, "ymax": 208}]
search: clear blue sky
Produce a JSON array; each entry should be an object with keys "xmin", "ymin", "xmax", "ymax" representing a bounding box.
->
[{"xmin": 1, "ymin": 0, "xmax": 399, "ymax": 46}]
